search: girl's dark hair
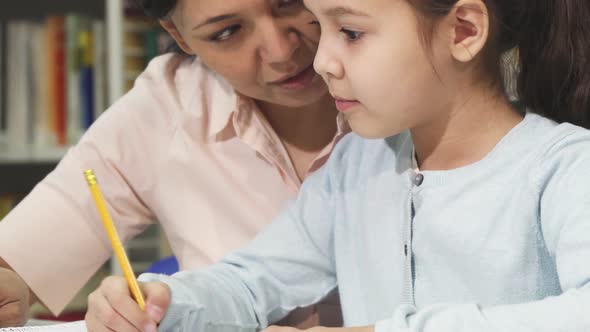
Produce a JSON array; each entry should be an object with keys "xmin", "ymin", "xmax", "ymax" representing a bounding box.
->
[
  {"xmin": 408, "ymin": 0, "xmax": 590, "ymax": 128},
  {"xmin": 137, "ymin": 0, "xmax": 178, "ymax": 19}
]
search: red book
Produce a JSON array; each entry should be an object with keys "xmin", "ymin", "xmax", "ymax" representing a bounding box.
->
[{"xmin": 47, "ymin": 16, "xmax": 67, "ymax": 146}]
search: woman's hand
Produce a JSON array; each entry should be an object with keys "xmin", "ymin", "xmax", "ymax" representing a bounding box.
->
[
  {"xmin": 0, "ymin": 267, "xmax": 30, "ymax": 327},
  {"xmin": 85, "ymin": 276, "xmax": 171, "ymax": 332}
]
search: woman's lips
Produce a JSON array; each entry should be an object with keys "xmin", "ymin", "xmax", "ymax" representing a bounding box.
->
[{"xmin": 272, "ymin": 65, "xmax": 317, "ymax": 90}]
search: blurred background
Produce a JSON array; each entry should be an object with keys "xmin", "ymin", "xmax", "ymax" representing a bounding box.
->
[{"xmin": 0, "ymin": 0, "xmax": 174, "ymax": 321}]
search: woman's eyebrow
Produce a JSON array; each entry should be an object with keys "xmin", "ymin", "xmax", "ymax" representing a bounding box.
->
[{"xmin": 192, "ymin": 14, "xmax": 238, "ymax": 30}]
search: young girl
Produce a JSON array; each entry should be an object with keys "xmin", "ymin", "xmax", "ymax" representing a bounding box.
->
[{"xmin": 86, "ymin": 0, "xmax": 590, "ymax": 331}]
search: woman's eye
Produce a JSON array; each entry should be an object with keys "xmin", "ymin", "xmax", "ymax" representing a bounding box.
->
[
  {"xmin": 340, "ymin": 28, "xmax": 364, "ymax": 42},
  {"xmin": 277, "ymin": 0, "xmax": 300, "ymax": 8},
  {"xmin": 209, "ymin": 25, "xmax": 241, "ymax": 42}
]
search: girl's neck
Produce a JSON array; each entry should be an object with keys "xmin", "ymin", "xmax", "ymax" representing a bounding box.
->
[
  {"xmin": 257, "ymin": 94, "xmax": 338, "ymax": 152},
  {"xmin": 412, "ymin": 87, "xmax": 524, "ymax": 171}
]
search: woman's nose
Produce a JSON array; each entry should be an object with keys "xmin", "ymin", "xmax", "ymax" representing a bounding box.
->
[{"xmin": 258, "ymin": 21, "xmax": 300, "ymax": 64}]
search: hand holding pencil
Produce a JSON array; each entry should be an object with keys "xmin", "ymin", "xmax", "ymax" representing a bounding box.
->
[
  {"xmin": 84, "ymin": 169, "xmax": 146, "ymax": 310},
  {"xmin": 84, "ymin": 169, "xmax": 171, "ymax": 332}
]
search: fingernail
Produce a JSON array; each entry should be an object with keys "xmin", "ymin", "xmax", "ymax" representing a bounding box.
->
[
  {"xmin": 144, "ymin": 323, "xmax": 157, "ymax": 332},
  {"xmin": 147, "ymin": 304, "xmax": 164, "ymax": 321}
]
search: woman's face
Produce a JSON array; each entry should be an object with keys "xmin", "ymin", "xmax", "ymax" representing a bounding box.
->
[{"xmin": 164, "ymin": 0, "xmax": 328, "ymax": 108}]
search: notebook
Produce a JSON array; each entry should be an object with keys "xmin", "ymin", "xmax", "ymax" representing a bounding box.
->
[{"xmin": 0, "ymin": 321, "xmax": 86, "ymax": 332}]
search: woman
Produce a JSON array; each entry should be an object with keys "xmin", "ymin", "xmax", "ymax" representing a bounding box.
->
[{"xmin": 0, "ymin": 0, "xmax": 345, "ymax": 327}]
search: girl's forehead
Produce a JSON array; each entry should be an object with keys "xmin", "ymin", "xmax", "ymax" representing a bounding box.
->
[{"xmin": 304, "ymin": 0, "xmax": 389, "ymax": 17}]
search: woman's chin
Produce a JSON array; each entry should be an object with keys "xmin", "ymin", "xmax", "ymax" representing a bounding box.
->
[{"xmin": 269, "ymin": 87, "xmax": 330, "ymax": 109}]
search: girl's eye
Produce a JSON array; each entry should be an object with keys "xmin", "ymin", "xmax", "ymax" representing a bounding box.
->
[
  {"xmin": 209, "ymin": 25, "xmax": 241, "ymax": 42},
  {"xmin": 340, "ymin": 28, "xmax": 364, "ymax": 42}
]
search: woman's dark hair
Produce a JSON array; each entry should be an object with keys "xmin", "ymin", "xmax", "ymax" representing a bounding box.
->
[
  {"xmin": 137, "ymin": 0, "xmax": 178, "ymax": 19},
  {"xmin": 135, "ymin": 0, "xmax": 185, "ymax": 53},
  {"xmin": 408, "ymin": 0, "xmax": 590, "ymax": 128}
]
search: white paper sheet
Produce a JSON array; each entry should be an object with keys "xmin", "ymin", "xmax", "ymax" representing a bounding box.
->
[{"xmin": 0, "ymin": 321, "xmax": 86, "ymax": 332}]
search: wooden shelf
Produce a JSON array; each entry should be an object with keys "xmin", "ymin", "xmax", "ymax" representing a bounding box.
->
[
  {"xmin": 0, "ymin": 162, "xmax": 57, "ymax": 194},
  {"xmin": 0, "ymin": 147, "xmax": 64, "ymax": 194}
]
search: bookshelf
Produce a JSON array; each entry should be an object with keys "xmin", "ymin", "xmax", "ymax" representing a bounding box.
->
[
  {"xmin": 1, "ymin": 0, "xmax": 170, "ymax": 318},
  {"xmin": 0, "ymin": 0, "xmax": 118, "ymax": 182}
]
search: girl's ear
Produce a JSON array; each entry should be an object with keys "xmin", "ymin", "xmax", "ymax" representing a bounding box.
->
[
  {"xmin": 159, "ymin": 19, "xmax": 195, "ymax": 55},
  {"xmin": 447, "ymin": 0, "xmax": 489, "ymax": 63}
]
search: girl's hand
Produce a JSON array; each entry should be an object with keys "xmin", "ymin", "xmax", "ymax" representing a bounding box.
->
[{"xmin": 85, "ymin": 276, "xmax": 170, "ymax": 332}]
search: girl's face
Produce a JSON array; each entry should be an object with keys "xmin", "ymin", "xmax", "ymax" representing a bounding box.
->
[
  {"xmin": 163, "ymin": 0, "xmax": 329, "ymax": 108},
  {"xmin": 305, "ymin": 0, "xmax": 455, "ymax": 139}
]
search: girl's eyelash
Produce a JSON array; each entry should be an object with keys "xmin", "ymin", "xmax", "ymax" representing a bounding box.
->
[
  {"xmin": 340, "ymin": 28, "xmax": 364, "ymax": 42},
  {"xmin": 208, "ymin": 25, "xmax": 241, "ymax": 42}
]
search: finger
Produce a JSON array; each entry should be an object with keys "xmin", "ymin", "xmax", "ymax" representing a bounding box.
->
[
  {"xmin": 101, "ymin": 279, "xmax": 152, "ymax": 331},
  {"xmin": 85, "ymin": 311, "xmax": 116, "ymax": 332},
  {"xmin": 88, "ymin": 289, "xmax": 141, "ymax": 332},
  {"xmin": 140, "ymin": 282, "xmax": 171, "ymax": 323},
  {"xmin": 0, "ymin": 302, "xmax": 27, "ymax": 328}
]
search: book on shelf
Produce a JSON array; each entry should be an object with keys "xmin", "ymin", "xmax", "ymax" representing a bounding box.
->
[
  {"xmin": 48, "ymin": 16, "xmax": 67, "ymax": 147},
  {"xmin": 65, "ymin": 14, "xmax": 82, "ymax": 145},
  {"xmin": 5, "ymin": 19, "xmax": 70, "ymax": 150},
  {"xmin": 92, "ymin": 21, "xmax": 106, "ymax": 123},
  {"xmin": 0, "ymin": 12, "xmax": 171, "ymax": 159},
  {"xmin": 123, "ymin": 0, "xmax": 173, "ymax": 92}
]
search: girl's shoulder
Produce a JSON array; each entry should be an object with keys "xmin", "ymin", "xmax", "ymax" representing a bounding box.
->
[
  {"xmin": 524, "ymin": 114, "xmax": 590, "ymax": 189},
  {"xmin": 528, "ymin": 114, "xmax": 590, "ymax": 163}
]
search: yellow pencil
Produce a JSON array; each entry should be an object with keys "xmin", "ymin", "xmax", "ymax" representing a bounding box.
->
[{"xmin": 84, "ymin": 169, "xmax": 146, "ymax": 311}]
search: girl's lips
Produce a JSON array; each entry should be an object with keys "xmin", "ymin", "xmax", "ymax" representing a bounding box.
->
[
  {"xmin": 273, "ymin": 65, "xmax": 317, "ymax": 90},
  {"xmin": 335, "ymin": 99, "xmax": 360, "ymax": 113}
]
